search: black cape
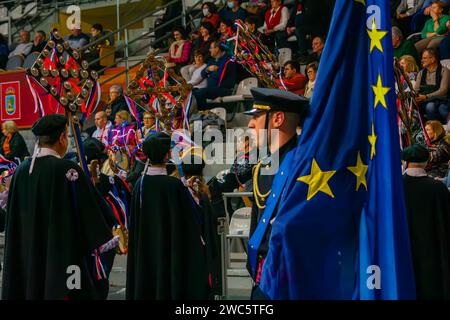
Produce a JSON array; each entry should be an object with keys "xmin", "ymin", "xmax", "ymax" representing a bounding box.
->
[
  {"xmin": 403, "ymin": 174, "xmax": 450, "ymax": 299},
  {"xmin": 2, "ymin": 155, "xmax": 115, "ymax": 300},
  {"xmin": 126, "ymin": 174, "xmax": 209, "ymax": 299}
]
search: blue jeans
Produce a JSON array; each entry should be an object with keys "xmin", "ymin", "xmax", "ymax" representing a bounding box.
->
[{"xmin": 424, "ymin": 101, "xmax": 450, "ymax": 123}]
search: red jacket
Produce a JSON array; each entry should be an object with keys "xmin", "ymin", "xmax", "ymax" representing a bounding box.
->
[
  {"xmin": 265, "ymin": 5, "xmax": 285, "ymax": 31},
  {"xmin": 278, "ymin": 73, "xmax": 307, "ymax": 95}
]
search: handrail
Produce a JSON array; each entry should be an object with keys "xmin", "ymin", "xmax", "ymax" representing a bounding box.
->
[
  {"xmin": 79, "ymin": 0, "xmax": 180, "ymax": 52},
  {"xmin": 11, "ymin": 5, "xmax": 56, "ymax": 38}
]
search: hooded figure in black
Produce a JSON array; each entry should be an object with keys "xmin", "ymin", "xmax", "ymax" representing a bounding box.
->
[
  {"xmin": 1, "ymin": 115, "xmax": 116, "ymax": 300},
  {"xmin": 126, "ymin": 132, "xmax": 209, "ymax": 299},
  {"xmin": 402, "ymin": 144, "xmax": 450, "ymax": 299}
]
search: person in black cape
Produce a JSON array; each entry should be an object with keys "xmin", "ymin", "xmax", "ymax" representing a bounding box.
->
[
  {"xmin": 402, "ymin": 144, "xmax": 450, "ymax": 299},
  {"xmin": 1, "ymin": 114, "xmax": 116, "ymax": 300},
  {"xmin": 126, "ymin": 132, "xmax": 210, "ymax": 300}
]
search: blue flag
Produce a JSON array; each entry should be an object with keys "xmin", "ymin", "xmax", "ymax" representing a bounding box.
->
[{"xmin": 259, "ymin": 0, "xmax": 416, "ymax": 299}]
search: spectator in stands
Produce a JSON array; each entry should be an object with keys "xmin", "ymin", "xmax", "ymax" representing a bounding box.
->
[
  {"xmin": 307, "ymin": 36, "xmax": 325, "ymax": 63},
  {"xmin": 414, "ymin": 48, "xmax": 450, "ymax": 122},
  {"xmin": 219, "ymin": 20, "xmax": 234, "ymax": 44},
  {"xmin": 220, "ymin": 0, "xmax": 248, "ymax": 30},
  {"xmin": 400, "ymin": 54, "xmax": 420, "ymax": 88},
  {"xmin": 85, "ymin": 23, "xmax": 111, "ymax": 71},
  {"xmin": 111, "ymin": 110, "xmax": 135, "ymax": 151},
  {"xmin": 392, "ymin": 26, "xmax": 419, "ymax": 64},
  {"xmin": 425, "ymin": 120, "xmax": 450, "ymax": 177},
  {"xmin": 415, "ymin": 1, "xmax": 450, "ymax": 55},
  {"xmin": 410, "ymin": 0, "xmax": 450, "ymax": 33},
  {"xmin": 0, "ymin": 121, "xmax": 29, "ymax": 162},
  {"xmin": 92, "ymin": 111, "xmax": 112, "ymax": 146},
  {"xmin": 8, "ymin": 30, "xmax": 32, "ymax": 58},
  {"xmin": 192, "ymin": 22, "xmax": 216, "ymax": 58},
  {"xmin": 395, "ymin": 0, "xmax": 427, "ymax": 36},
  {"xmin": 0, "ymin": 33, "xmax": 9, "ymax": 69},
  {"xmin": 167, "ymin": 27, "xmax": 192, "ymax": 71},
  {"xmin": 278, "ymin": 60, "xmax": 307, "ymax": 95},
  {"xmin": 294, "ymin": 0, "xmax": 334, "ymax": 61},
  {"xmin": 304, "ymin": 61, "xmax": 318, "ymax": 99},
  {"xmin": 202, "ymin": 2, "xmax": 220, "ymax": 29},
  {"xmin": 193, "ymin": 41, "xmax": 236, "ymax": 110},
  {"xmin": 258, "ymin": 0, "xmax": 290, "ymax": 51},
  {"xmin": 51, "ymin": 28, "xmax": 60, "ymax": 39},
  {"xmin": 136, "ymin": 111, "xmax": 157, "ymax": 143},
  {"xmin": 106, "ymin": 84, "xmax": 129, "ymax": 122},
  {"xmin": 245, "ymin": 15, "xmax": 264, "ymax": 42},
  {"xmin": 65, "ymin": 26, "xmax": 90, "ymax": 50},
  {"xmin": 29, "ymin": 30, "xmax": 46, "ymax": 55},
  {"xmin": 187, "ymin": 50, "xmax": 208, "ymax": 89}
]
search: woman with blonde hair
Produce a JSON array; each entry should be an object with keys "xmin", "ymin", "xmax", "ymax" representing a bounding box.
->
[
  {"xmin": 399, "ymin": 55, "xmax": 419, "ymax": 88},
  {"xmin": 425, "ymin": 120, "xmax": 450, "ymax": 178},
  {"xmin": 0, "ymin": 120, "xmax": 29, "ymax": 162}
]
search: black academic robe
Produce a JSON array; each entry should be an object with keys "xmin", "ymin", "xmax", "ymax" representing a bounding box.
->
[
  {"xmin": 403, "ymin": 174, "xmax": 450, "ymax": 299},
  {"xmin": 126, "ymin": 174, "xmax": 209, "ymax": 300},
  {"xmin": 2, "ymin": 155, "xmax": 115, "ymax": 300}
]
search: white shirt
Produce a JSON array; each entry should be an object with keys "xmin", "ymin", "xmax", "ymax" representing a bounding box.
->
[
  {"xmin": 8, "ymin": 42, "xmax": 32, "ymax": 58},
  {"xmin": 92, "ymin": 121, "xmax": 112, "ymax": 146},
  {"xmin": 188, "ymin": 64, "xmax": 207, "ymax": 89},
  {"xmin": 258, "ymin": 6, "xmax": 289, "ymax": 32},
  {"xmin": 404, "ymin": 168, "xmax": 428, "ymax": 177}
]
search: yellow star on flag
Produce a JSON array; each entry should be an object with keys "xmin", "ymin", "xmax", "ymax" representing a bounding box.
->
[
  {"xmin": 368, "ymin": 123, "xmax": 377, "ymax": 160},
  {"xmin": 347, "ymin": 152, "xmax": 368, "ymax": 191},
  {"xmin": 297, "ymin": 159, "xmax": 336, "ymax": 201},
  {"xmin": 372, "ymin": 74, "xmax": 390, "ymax": 109},
  {"xmin": 354, "ymin": 0, "xmax": 365, "ymax": 5},
  {"xmin": 367, "ymin": 19, "xmax": 387, "ymax": 54}
]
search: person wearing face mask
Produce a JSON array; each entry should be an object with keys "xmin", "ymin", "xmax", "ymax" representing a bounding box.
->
[
  {"xmin": 219, "ymin": 0, "xmax": 249, "ymax": 31},
  {"xmin": 201, "ymin": 2, "xmax": 220, "ymax": 28},
  {"xmin": 1, "ymin": 114, "xmax": 117, "ymax": 300}
]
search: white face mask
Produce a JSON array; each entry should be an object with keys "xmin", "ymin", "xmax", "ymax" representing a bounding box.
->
[
  {"xmin": 227, "ymin": 1, "xmax": 235, "ymax": 9},
  {"xmin": 203, "ymin": 8, "xmax": 209, "ymax": 16}
]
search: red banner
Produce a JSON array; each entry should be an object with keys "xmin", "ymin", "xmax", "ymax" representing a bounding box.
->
[{"xmin": 0, "ymin": 70, "xmax": 64, "ymax": 128}]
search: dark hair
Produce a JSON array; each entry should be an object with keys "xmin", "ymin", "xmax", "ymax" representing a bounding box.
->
[
  {"xmin": 92, "ymin": 23, "xmax": 104, "ymax": 32},
  {"xmin": 313, "ymin": 35, "xmax": 326, "ymax": 44},
  {"xmin": 39, "ymin": 130, "xmax": 65, "ymax": 146},
  {"xmin": 202, "ymin": 2, "xmax": 217, "ymax": 14},
  {"xmin": 0, "ymin": 33, "xmax": 7, "ymax": 45},
  {"xmin": 284, "ymin": 60, "xmax": 299, "ymax": 72},
  {"xmin": 173, "ymin": 26, "xmax": 188, "ymax": 40},
  {"xmin": 36, "ymin": 30, "xmax": 46, "ymax": 40},
  {"xmin": 245, "ymin": 15, "xmax": 259, "ymax": 26},
  {"xmin": 193, "ymin": 49, "xmax": 206, "ymax": 58},
  {"xmin": 423, "ymin": 48, "xmax": 439, "ymax": 60},
  {"xmin": 200, "ymin": 22, "xmax": 215, "ymax": 35},
  {"xmin": 211, "ymin": 40, "xmax": 225, "ymax": 51}
]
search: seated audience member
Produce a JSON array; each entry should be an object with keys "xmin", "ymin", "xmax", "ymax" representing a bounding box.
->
[
  {"xmin": 414, "ymin": 48, "xmax": 450, "ymax": 122},
  {"xmin": 106, "ymin": 84, "xmax": 129, "ymax": 122},
  {"xmin": 410, "ymin": 0, "xmax": 450, "ymax": 33},
  {"xmin": 395, "ymin": 0, "xmax": 427, "ymax": 35},
  {"xmin": 167, "ymin": 27, "xmax": 192, "ymax": 71},
  {"xmin": 111, "ymin": 110, "xmax": 136, "ymax": 148},
  {"xmin": 278, "ymin": 60, "xmax": 307, "ymax": 95},
  {"xmin": 304, "ymin": 61, "xmax": 318, "ymax": 99},
  {"xmin": 0, "ymin": 121, "xmax": 29, "ymax": 162},
  {"xmin": 220, "ymin": 0, "xmax": 249, "ymax": 30},
  {"xmin": 192, "ymin": 22, "xmax": 216, "ymax": 58},
  {"xmin": 425, "ymin": 120, "xmax": 450, "ymax": 178},
  {"xmin": 399, "ymin": 55, "xmax": 420, "ymax": 89},
  {"xmin": 307, "ymin": 36, "xmax": 325, "ymax": 63},
  {"xmin": 245, "ymin": 15, "xmax": 264, "ymax": 42},
  {"xmin": 29, "ymin": 30, "xmax": 46, "ymax": 55},
  {"xmin": 92, "ymin": 111, "xmax": 113, "ymax": 146},
  {"xmin": 258, "ymin": 0, "xmax": 290, "ymax": 51},
  {"xmin": 401, "ymin": 144, "xmax": 450, "ymax": 300},
  {"xmin": 392, "ymin": 26, "xmax": 419, "ymax": 64},
  {"xmin": 8, "ymin": 30, "xmax": 32, "ymax": 58},
  {"xmin": 219, "ymin": 20, "xmax": 234, "ymax": 44},
  {"xmin": 0, "ymin": 33, "xmax": 9, "ymax": 69},
  {"xmin": 202, "ymin": 2, "xmax": 220, "ymax": 29},
  {"xmin": 193, "ymin": 41, "xmax": 236, "ymax": 110},
  {"xmin": 85, "ymin": 23, "xmax": 111, "ymax": 69},
  {"xmin": 187, "ymin": 50, "xmax": 208, "ymax": 89},
  {"xmin": 415, "ymin": 1, "xmax": 450, "ymax": 55},
  {"xmin": 65, "ymin": 26, "xmax": 90, "ymax": 50},
  {"xmin": 136, "ymin": 111, "xmax": 157, "ymax": 143}
]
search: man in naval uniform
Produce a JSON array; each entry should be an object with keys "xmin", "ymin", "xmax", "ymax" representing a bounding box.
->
[{"xmin": 245, "ymin": 88, "xmax": 309, "ymax": 299}]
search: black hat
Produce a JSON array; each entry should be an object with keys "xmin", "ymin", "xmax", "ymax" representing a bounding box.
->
[
  {"xmin": 31, "ymin": 114, "xmax": 67, "ymax": 137},
  {"xmin": 83, "ymin": 138, "xmax": 108, "ymax": 163},
  {"xmin": 142, "ymin": 132, "xmax": 171, "ymax": 164},
  {"xmin": 181, "ymin": 148, "xmax": 205, "ymax": 176},
  {"xmin": 244, "ymin": 88, "xmax": 310, "ymax": 115},
  {"xmin": 401, "ymin": 144, "xmax": 429, "ymax": 163}
]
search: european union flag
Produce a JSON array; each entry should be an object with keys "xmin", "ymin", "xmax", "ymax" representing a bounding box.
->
[{"xmin": 259, "ymin": 0, "xmax": 416, "ymax": 299}]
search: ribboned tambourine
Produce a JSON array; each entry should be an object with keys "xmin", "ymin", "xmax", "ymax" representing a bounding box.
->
[{"xmin": 112, "ymin": 225, "xmax": 128, "ymax": 255}]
